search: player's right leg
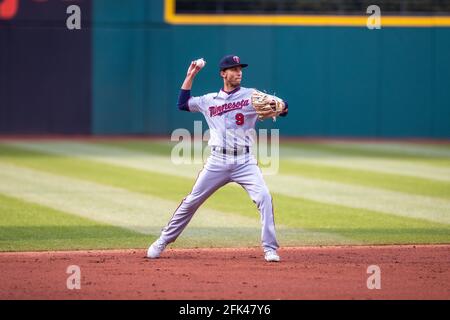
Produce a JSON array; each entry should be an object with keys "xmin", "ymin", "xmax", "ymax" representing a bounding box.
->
[{"xmin": 147, "ymin": 165, "xmax": 230, "ymax": 259}]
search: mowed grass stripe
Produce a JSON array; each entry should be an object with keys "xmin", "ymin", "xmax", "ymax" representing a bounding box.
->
[
  {"xmin": 274, "ymin": 195, "xmax": 450, "ymax": 244},
  {"xmin": 280, "ymin": 146, "xmax": 450, "ymax": 183},
  {"xmin": 264, "ymin": 174, "xmax": 450, "ymax": 224},
  {"xmin": 7, "ymin": 141, "xmax": 198, "ymax": 179},
  {"xmin": 101, "ymin": 139, "xmax": 450, "ymax": 161},
  {"xmin": 279, "ymin": 160, "xmax": 450, "ymax": 199},
  {"xmin": 7, "ymin": 141, "xmax": 450, "ymax": 224},
  {"xmin": 95, "ymin": 140, "xmax": 175, "ymax": 156},
  {"xmin": 326, "ymin": 141, "xmax": 450, "ymax": 157},
  {"xmin": 96, "ymin": 140, "xmax": 450, "ymax": 188},
  {"xmin": 0, "ymin": 194, "xmax": 151, "ymax": 252},
  {"xmin": 14, "ymin": 142, "xmax": 450, "ymax": 185},
  {"xmin": 0, "ymin": 193, "xmax": 315, "ymax": 251},
  {"xmin": 281, "ymin": 141, "xmax": 450, "ymax": 167},
  {"xmin": 1, "ymin": 144, "xmax": 449, "ymax": 245},
  {"xmin": 102, "ymin": 140, "xmax": 450, "ymax": 170},
  {"xmin": 0, "ymin": 162, "xmax": 264, "ymax": 234},
  {"xmin": 0, "ymin": 160, "xmax": 351, "ymax": 247},
  {"xmin": 12, "ymin": 141, "xmax": 450, "ymax": 183}
]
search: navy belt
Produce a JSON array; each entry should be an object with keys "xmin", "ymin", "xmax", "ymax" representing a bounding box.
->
[{"xmin": 212, "ymin": 146, "xmax": 250, "ymax": 156}]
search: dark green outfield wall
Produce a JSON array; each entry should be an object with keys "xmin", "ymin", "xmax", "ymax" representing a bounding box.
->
[{"xmin": 92, "ymin": 0, "xmax": 450, "ymax": 138}]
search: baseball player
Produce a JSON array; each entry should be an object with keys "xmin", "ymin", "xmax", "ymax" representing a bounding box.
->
[{"xmin": 147, "ymin": 55, "xmax": 288, "ymax": 262}]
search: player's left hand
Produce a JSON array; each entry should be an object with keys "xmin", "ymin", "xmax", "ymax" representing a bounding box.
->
[{"xmin": 251, "ymin": 90, "xmax": 285, "ymax": 121}]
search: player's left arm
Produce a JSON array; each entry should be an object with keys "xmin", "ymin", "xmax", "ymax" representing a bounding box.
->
[
  {"xmin": 271, "ymin": 94, "xmax": 288, "ymax": 117},
  {"xmin": 279, "ymin": 100, "xmax": 288, "ymax": 117}
]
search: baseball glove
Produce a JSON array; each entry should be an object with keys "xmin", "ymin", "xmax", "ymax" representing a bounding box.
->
[{"xmin": 251, "ymin": 89, "xmax": 285, "ymax": 121}]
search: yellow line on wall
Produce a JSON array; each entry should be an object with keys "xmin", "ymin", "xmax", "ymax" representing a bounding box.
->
[{"xmin": 164, "ymin": 0, "xmax": 450, "ymax": 27}]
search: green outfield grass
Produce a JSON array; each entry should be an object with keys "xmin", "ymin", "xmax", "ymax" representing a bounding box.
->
[
  {"xmin": 0, "ymin": 139, "xmax": 449, "ymax": 252},
  {"xmin": 0, "ymin": 194, "xmax": 151, "ymax": 251}
]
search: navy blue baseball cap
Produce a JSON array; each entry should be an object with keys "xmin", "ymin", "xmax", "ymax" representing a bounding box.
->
[{"xmin": 219, "ymin": 55, "xmax": 248, "ymax": 71}]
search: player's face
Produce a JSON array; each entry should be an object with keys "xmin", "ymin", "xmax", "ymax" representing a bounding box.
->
[{"xmin": 221, "ymin": 66, "xmax": 242, "ymax": 86}]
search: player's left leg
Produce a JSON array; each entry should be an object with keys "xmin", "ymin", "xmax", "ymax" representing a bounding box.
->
[{"xmin": 231, "ymin": 162, "xmax": 280, "ymax": 262}]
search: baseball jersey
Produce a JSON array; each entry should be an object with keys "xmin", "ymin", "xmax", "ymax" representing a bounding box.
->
[{"xmin": 187, "ymin": 87, "xmax": 283, "ymax": 149}]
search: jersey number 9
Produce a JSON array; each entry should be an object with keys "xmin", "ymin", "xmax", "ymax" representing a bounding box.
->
[{"xmin": 235, "ymin": 113, "xmax": 245, "ymax": 126}]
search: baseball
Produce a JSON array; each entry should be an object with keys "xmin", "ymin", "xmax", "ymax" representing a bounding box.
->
[{"xmin": 194, "ymin": 58, "xmax": 206, "ymax": 69}]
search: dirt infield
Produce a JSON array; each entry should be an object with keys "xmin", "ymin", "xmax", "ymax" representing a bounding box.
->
[{"xmin": 0, "ymin": 245, "xmax": 449, "ymax": 300}]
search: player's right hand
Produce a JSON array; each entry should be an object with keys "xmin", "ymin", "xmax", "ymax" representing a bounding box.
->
[{"xmin": 186, "ymin": 61, "xmax": 202, "ymax": 78}]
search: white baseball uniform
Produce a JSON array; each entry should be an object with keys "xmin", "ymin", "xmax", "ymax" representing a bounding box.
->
[{"xmin": 160, "ymin": 86, "xmax": 284, "ymax": 253}]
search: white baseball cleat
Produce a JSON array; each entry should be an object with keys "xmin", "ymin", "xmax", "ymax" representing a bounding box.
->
[
  {"xmin": 264, "ymin": 250, "xmax": 280, "ymax": 262},
  {"xmin": 147, "ymin": 238, "xmax": 167, "ymax": 259}
]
